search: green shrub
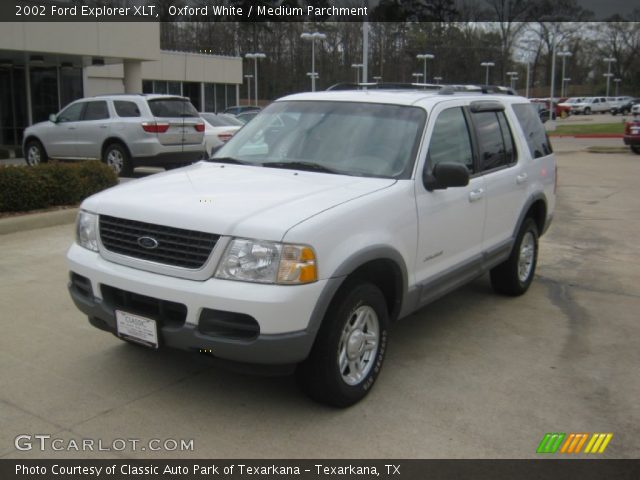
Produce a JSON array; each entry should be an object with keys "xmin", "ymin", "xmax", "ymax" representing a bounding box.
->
[{"xmin": 0, "ymin": 161, "xmax": 118, "ymax": 213}]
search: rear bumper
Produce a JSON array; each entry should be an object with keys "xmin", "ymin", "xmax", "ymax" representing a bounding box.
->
[{"xmin": 133, "ymin": 150, "xmax": 205, "ymax": 167}]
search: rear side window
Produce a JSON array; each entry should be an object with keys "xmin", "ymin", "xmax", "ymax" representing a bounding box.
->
[
  {"xmin": 428, "ymin": 107, "xmax": 474, "ymax": 173},
  {"xmin": 83, "ymin": 101, "xmax": 109, "ymax": 121},
  {"xmin": 512, "ymin": 104, "xmax": 553, "ymax": 159},
  {"xmin": 114, "ymin": 101, "xmax": 141, "ymax": 117},
  {"xmin": 472, "ymin": 111, "xmax": 516, "ymax": 171},
  {"xmin": 148, "ymin": 98, "xmax": 199, "ymax": 117}
]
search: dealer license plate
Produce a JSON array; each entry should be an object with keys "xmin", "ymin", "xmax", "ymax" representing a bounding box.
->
[{"xmin": 116, "ymin": 310, "xmax": 158, "ymax": 349}]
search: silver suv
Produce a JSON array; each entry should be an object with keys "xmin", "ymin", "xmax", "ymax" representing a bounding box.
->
[{"xmin": 23, "ymin": 94, "xmax": 206, "ymax": 176}]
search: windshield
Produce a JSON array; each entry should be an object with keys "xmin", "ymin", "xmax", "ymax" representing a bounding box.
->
[{"xmin": 213, "ymin": 101, "xmax": 426, "ymax": 179}]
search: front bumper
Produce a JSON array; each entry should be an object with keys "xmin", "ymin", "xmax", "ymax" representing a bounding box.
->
[{"xmin": 67, "ymin": 244, "xmax": 339, "ymax": 365}]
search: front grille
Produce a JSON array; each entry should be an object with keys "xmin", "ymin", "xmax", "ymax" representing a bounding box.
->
[
  {"xmin": 99, "ymin": 215, "xmax": 219, "ymax": 269},
  {"xmin": 101, "ymin": 285, "xmax": 187, "ymax": 328}
]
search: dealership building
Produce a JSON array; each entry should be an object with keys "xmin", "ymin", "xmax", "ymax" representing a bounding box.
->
[{"xmin": 0, "ymin": 23, "xmax": 243, "ymax": 147}]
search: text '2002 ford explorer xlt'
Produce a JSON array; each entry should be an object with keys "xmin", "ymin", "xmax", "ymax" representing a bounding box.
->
[{"xmin": 67, "ymin": 86, "xmax": 556, "ymax": 407}]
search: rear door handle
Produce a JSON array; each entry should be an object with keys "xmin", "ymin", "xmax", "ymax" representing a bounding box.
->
[
  {"xmin": 468, "ymin": 188, "xmax": 484, "ymax": 202},
  {"xmin": 516, "ymin": 173, "xmax": 528, "ymax": 184},
  {"xmin": 99, "ymin": 125, "xmax": 108, "ymax": 129}
]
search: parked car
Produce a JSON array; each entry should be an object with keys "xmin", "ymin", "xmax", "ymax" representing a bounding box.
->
[
  {"xmin": 235, "ymin": 110, "xmax": 260, "ymax": 124},
  {"xmin": 23, "ymin": 94, "xmax": 206, "ymax": 176},
  {"xmin": 224, "ymin": 105, "xmax": 261, "ymax": 116},
  {"xmin": 67, "ymin": 87, "xmax": 556, "ymax": 407},
  {"xmin": 530, "ymin": 102, "xmax": 555, "ymax": 123},
  {"xmin": 632, "ymin": 103, "xmax": 640, "ymax": 115},
  {"xmin": 623, "ymin": 118, "xmax": 640, "ymax": 154},
  {"xmin": 570, "ymin": 97, "xmax": 610, "ymax": 115},
  {"xmin": 608, "ymin": 96, "xmax": 633, "ymax": 114},
  {"xmin": 200, "ymin": 112, "xmax": 243, "ymax": 156},
  {"xmin": 612, "ymin": 98, "xmax": 640, "ymax": 115}
]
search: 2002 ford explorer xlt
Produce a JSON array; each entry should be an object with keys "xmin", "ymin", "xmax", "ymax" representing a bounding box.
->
[{"xmin": 67, "ymin": 86, "xmax": 556, "ymax": 407}]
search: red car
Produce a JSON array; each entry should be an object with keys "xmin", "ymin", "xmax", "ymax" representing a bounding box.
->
[{"xmin": 624, "ymin": 119, "xmax": 640, "ymax": 155}]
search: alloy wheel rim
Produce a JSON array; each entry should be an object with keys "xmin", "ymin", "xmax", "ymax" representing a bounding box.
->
[
  {"xmin": 106, "ymin": 149, "xmax": 123, "ymax": 174},
  {"xmin": 518, "ymin": 232, "xmax": 535, "ymax": 283},
  {"xmin": 27, "ymin": 146, "xmax": 41, "ymax": 165},
  {"xmin": 337, "ymin": 305, "xmax": 379, "ymax": 386}
]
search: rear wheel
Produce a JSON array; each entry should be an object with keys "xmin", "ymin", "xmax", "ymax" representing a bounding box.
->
[
  {"xmin": 490, "ymin": 218, "xmax": 539, "ymax": 296},
  {"xmin": 296, "ymin": 282, "xmax": 389, "ymax": 407},
  {"xmin": 631, "ymin": 145, "xmax": 640, "ymax": 155},
  {"xmin": 103, "ymin": 143, "xmax": 132, "ymax": 177},
  {"xmin": 25, "ymin": 140, "xmax": 47, "ymax": 166}
]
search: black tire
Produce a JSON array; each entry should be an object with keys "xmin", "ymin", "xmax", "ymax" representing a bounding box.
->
[
  {"xmin": 296, "ymin": 282, "xmax": 389, "ymax": 408},
  {"xmin": 103, "ymin": 143, "xmax": 132, "ymax": 177},
  {"xmin": 24, "ymin": 140, "xmax": 47, "ymax": 166},
  {"xmin": 490, "ymin": 218, "xmax": 539, "ymax": 296},
  {"xmin": 631, "ymin": 145, "xmax": 640, "ymax": 155},
  {"xmin": 584, "ymin": 107, "xmax": 591, "ymax": 115}
]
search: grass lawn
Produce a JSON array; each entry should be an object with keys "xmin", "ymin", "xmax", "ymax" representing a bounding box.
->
[{"xmin": 550, "ymin": 123, "xmax": 625, "ymax": 136}]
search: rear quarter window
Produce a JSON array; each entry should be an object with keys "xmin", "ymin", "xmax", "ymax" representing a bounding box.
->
[
  {"xmin": 512, "ymin": 104, "xmax": 553, "ymax": 159},
  {"xmin": 114, "ymin": 101, "xmax": 141, "ymax": 117}
]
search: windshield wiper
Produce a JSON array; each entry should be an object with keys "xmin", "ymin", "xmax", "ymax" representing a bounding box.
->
[
  {"xmin": 207, "ymin": 156, "xmax": 252, "ymax": 165},
  {"xmin": 262, "ymin": 161, "xmax": 342, "ymax": 175}
]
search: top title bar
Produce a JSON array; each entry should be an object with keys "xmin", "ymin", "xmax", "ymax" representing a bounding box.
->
[{"xmin": 3, "ymin": 0, "xmax": 639, "ymax": 22}]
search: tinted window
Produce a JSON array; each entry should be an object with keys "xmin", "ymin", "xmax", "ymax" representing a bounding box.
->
[
  {"xmin": 83, "ymin": 101, "xmax": 109, "ymax": 121},
  {"xmin": 148, "ymin": 98, "xmax": 199, "ymax": 117},
  {"xmin": 428, "ymin": 107, "xmax": 474, "ymax": 173},
  {"xmin": 496, "ymin": 111, "xmax": 516, "ymax": 164},
  {"xmin": 473, "ymin": 111, "xmax": 514, "ymax": 171},
  {"xmin": 57, "ymin": 102, "xmax": 84, "ymax": 122},
  {"xmin": 114, "ymin": 101, "xmax": 140, "ymax": 117},
  {"xmin": 513, "ymin": 104, "xmax": 553, "ymax": 159}
]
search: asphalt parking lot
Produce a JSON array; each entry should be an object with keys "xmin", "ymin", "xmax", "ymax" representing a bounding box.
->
[{"xmin": 1, "ymin": 137, "xmax": 639, "ymax": 459}]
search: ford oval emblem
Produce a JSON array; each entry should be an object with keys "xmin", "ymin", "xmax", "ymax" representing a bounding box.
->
[{"xmin": 137, "ymin": 236, "xmax": 159, "ymax": 249}]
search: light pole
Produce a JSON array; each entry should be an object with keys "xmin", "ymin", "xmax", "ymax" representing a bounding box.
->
[
  {"xmin": 351, "ymin": 63, "xmax": 363, "ymax": 84},
  {"xmin": 557, "ymin": 51, "xmax": 572, "ymax": 97},
  {"xmin": 563, "ymin": 78, "xmax": 571, "ymax": 96},
  {"xmin": 243, "ymin": 74, "xmax": 253, "ymax": 106},
  {"xmin": 613, "ymin": 77, "xmax": 621, "ymax": 96},
  {"xmin": 245, "ymin": 53, "xmax": 266, "ymax": 107},
  {"xmin": 412, "ymin": 72, "xmax": 424, "ymax": 83},
  {"xmin": 300, "ymin": 31, "xmax": 326, "ymax": 92},
  {"xmin": 481, "ymin": 61, "xmax": 495, "ymax": 84},
  {"xmin": 416, "ymin": 53, "xmax": 434, "ymax": 84},
  {"xmin": 525, "ymin": 62, "xmax": 531, "ymax": 98},
  {"xmin": 506, "ymin": 71, "xmax": 518, "ymax": 89},
  {"xmin": 433, "ymin": 76, "xmax": 442, "ymax": 84},
  {"xmin": 603, "ymin": 57, "xmax": 616, "ymax": 97}
]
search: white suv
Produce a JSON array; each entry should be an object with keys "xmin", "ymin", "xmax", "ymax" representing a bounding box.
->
[
  {"xmin": 67, "ymin": 88, "xmax": 556, "ymax": 406},
  {"xmin": 23, "ymin": 94, "xmax": 206, "ymax": 176}
]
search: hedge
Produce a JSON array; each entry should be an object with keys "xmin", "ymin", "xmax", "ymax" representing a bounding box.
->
[{"xmin": 0, "ymin": 161, "xmax": 118, "ymax": 213}]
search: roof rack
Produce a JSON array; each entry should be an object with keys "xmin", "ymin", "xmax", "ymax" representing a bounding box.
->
[{"xmin": 326, "ymin": 82, "xmax": 516, "ymax": 96}]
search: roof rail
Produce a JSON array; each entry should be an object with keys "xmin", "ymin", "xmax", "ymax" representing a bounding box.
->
[{"xmin": 326, "ymin": 82, "xmax": 516, "ymax": 95}]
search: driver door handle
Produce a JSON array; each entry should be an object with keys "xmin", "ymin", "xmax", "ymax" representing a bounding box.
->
[{"xmin": 468, "ymin": 188, "xmax": 484, "ymax": 202}]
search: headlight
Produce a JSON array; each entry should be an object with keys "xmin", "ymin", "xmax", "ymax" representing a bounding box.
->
[
  {"xmin": 76, "ymin": 211, "xmax": 99, "ymax": 252},
  {"xmin": 215, "ymin": 238, "xmax": 317, "ymax": 284}
]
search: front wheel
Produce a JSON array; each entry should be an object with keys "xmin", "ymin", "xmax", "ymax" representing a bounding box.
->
[
  {"xmin": 584, "ymin": 107, "xmax": 591, "ymax": 115},
  {"xmin": 631, "ymin": 145, "xmax": 640, "ymax": 155},
  {"xmin": 25, "ymin": 140, "xmax": 47, "ymax": 166},
  {"xmin": 490, "ymin": 218, "xmax": 539, "ymax": 296},
  {"xmin": 296, "ymin": 282, "xmax": 389, "ymax": 407},
  {"xmin": 103, "ymin": 143, "xmax": 132, "ymax": 177}
]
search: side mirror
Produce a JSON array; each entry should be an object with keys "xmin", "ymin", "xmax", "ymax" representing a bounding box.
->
[
  {"xmin": 423, "ymin": 162, "xmax": 470, "ymax": 191},
  {"xmin": 48, "ymin": 114, "xmax": 57, "ymax": 123}
]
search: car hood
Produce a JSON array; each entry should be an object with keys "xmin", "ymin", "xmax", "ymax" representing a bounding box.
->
[{"xmin": 82, "ymin": 161, "xmax": 397, "ymax": 240}]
